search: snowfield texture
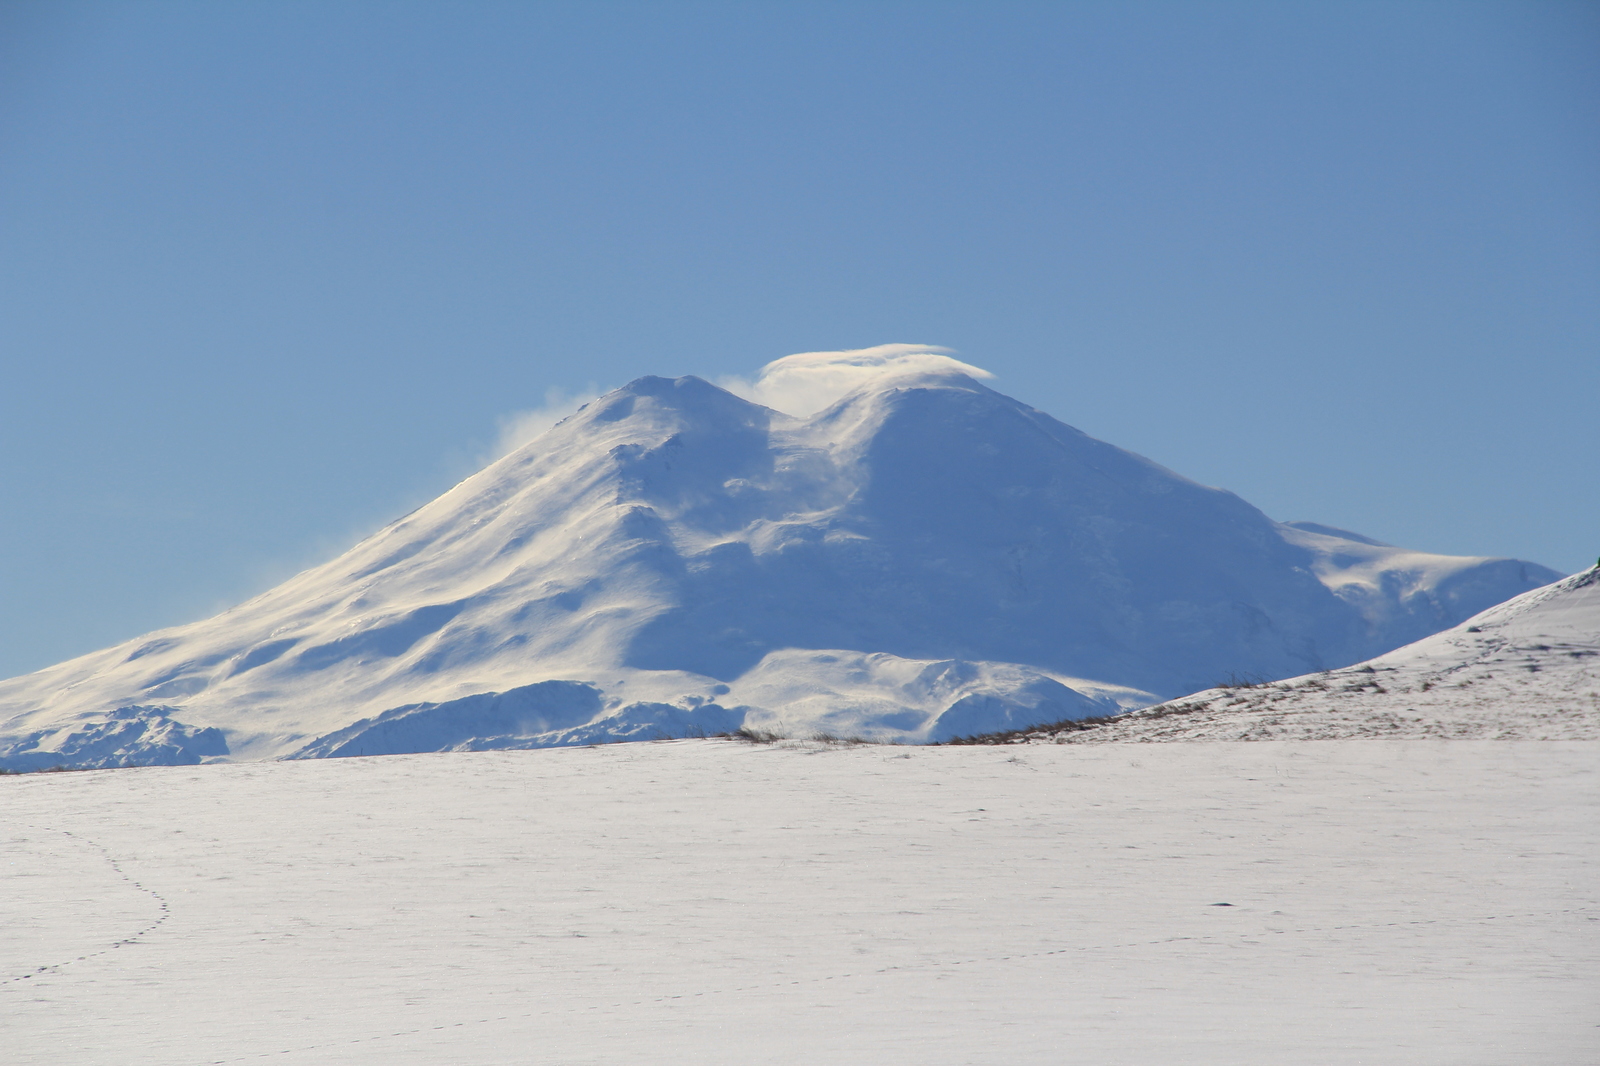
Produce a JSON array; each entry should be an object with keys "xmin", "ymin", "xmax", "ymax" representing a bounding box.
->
[
  {"xmin": 0, "ymin": 365, "xmax": 1562, "ymax": 767},
  {"xmin": 3, "ymin": 740, "xmax": 1595, "ymax": 1065},
  {"xmin": 993, "ymin": 565, "xmax": 1600, "ymax": 743}
]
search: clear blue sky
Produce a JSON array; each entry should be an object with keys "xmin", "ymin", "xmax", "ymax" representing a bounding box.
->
[{"xmin": 2, "ymin": 0, "xmax": 1596, "ymax": 680}]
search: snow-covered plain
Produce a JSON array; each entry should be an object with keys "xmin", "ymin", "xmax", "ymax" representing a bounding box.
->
[{"xmin": 4, "ymin": 740, "xmax": 1594, "ymax": 1065}]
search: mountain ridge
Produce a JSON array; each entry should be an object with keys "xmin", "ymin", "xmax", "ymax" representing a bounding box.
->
[{"xmin": 974, "ymin": 564, "xmax": 1600, "ymax": 743}]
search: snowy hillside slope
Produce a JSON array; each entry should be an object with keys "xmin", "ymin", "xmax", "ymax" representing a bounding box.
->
[
  {"xmin": 0, "ymin": 362, "xmax": 1562, "ymax": 767},
  {"xmin": 987, "ymin": 565, "xmax": 1600, "ymax": 743}
]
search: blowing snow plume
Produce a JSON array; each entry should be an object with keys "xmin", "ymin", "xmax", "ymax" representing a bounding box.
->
[
  {"xmin": 718, "ymin": 343, "xmax": 994, "ymax": 417},
  {"xmin": 491, "ymin": 384, "xmax": 605, "ymax": 458}
]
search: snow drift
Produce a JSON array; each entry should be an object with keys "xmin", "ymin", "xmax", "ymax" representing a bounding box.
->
[{"xmin": 0, "ymin": 358, "xmax": 1563, "ymax": 767}]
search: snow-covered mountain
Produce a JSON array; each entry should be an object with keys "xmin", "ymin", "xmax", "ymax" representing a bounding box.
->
[
  {"xmin": 986, "ymin": 564, "xmax": 1600, "ymax": 743},
  {"xmin": 0, "ymin": 360, "xmax": 1563, "ymax": 768}
]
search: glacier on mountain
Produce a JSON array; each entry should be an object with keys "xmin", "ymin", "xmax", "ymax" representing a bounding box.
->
[{"xmin": 0, "ymin": 358, "xmax": 1564, "ymax": 767}]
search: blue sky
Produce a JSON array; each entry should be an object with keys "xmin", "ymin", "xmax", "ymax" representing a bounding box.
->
[{"xmin": 2, "ymin": 0, "xmax": 1596, "ymax": 679}]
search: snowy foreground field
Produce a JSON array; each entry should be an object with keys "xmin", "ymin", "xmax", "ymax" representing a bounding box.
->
[{"xmin": 5, "ymin": 739, "xmax": 1596, "ymax": 1066}]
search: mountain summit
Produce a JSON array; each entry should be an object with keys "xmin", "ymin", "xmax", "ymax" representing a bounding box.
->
[{"xmin": 0, "ymin": 367, "xmax": 1562, "ymax": 767}]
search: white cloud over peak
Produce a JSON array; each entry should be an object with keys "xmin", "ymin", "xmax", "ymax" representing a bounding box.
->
[{"xmin": 718, "ymin": 343, "xmax": 993, "ymax": 417}]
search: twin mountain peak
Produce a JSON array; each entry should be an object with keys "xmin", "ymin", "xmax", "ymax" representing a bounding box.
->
[{"xmin": 0, "ymin": 369, "xmax": 1560, "ymax": 768}]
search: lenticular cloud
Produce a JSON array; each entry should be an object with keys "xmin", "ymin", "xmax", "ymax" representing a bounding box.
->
[{"xmin": 719, "ymin": 343, "xmax": 994, "ymax": 417}]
